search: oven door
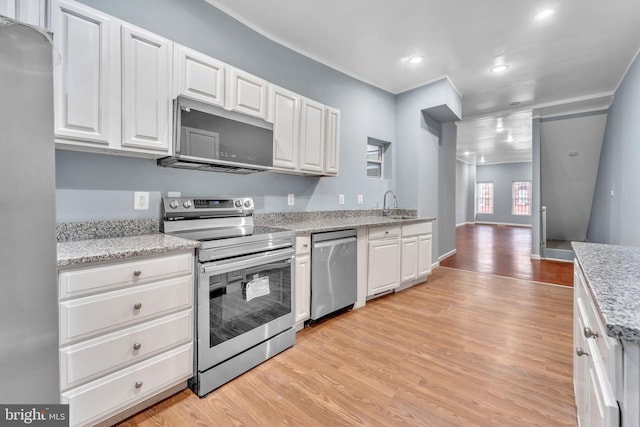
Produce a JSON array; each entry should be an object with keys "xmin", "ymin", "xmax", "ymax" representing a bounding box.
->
[{"xmin": 197, "ymin": 247, "xmax": 294, "ymax": 370}]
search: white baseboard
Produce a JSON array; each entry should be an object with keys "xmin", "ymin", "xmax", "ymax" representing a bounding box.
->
[
  {"xmin": 474, "ymin": 221, "xmax": 532, "ymax": 228},
  {"xmin": 439, "ymin": 249, "xmax": 456, "ymax": 261}
]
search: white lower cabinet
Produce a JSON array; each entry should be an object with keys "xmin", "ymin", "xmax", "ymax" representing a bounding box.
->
[
  {"xmin": 400, "ymin": 222, "xmax": 433, "ymax": 286},
  {"xmin": 294, "ymin": 235, "xmax": 311, "ymax": 328},
  {"xmin": 58, "ymin": 251, "xmax": 194, "ymax": 427},
  {"xmin": 573, "ymin": 260, "xmax": 622, "ymax": 427},
  {"xmin": 367, "ymin": 225, "xmax": 401, "ymax": 296}
]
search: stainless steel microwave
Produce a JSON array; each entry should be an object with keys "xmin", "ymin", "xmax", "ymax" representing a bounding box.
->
[{"xmin": 158, "ymin": 96, "xmax": 273, "ymax": 174}]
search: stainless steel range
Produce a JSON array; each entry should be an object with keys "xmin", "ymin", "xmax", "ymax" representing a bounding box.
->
[{"xmin": 161, "ymin": 196, "xmax": 296, "ymax": 397}]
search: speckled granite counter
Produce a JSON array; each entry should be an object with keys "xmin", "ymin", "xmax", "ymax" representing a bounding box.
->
[
  {"xmin": 254, "ymin": 209, "xmax": 435, "ymax": 233},
  {"xmin": 573, "ymin": 242, "xmax": 640, "ymax": 343},
  {"xmin": 57, "ymin": 233, "xmax": 199, "ymax": 268},
  {"xmin": 57, "ymin": 219, "xmax": 199, "ymax": 268}
]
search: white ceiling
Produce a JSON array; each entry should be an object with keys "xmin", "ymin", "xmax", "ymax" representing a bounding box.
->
[{"xmin": 206, "ymin": 0, "xmax": 640, "ymax": 164}]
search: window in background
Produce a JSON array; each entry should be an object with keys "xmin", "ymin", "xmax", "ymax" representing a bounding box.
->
[
  {"xmin": 366, "ymin": 137, "xmax": 391, "ymax": 179},
  {"xmin": 512, "ymin": 181, "xmax": 532, "ymax": 215},
  {"xmin": 476, "ymin": 182, "xmax": 494, "ymax": 214}
]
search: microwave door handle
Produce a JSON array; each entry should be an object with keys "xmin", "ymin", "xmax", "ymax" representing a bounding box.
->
[{"xmin": 201, "ymin": 248, "xmax": 294, "ymax": 276}]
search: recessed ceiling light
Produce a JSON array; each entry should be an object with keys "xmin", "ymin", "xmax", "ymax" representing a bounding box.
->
[
  {"xmin": 534, "ymin": 9, "xmax": 555, "ymax": 20},
  {"xmin": 491, "ymin": 64, "xmax": 509, "ymax": 73},
  {"xmin": 402, "ymin": 55, "xmax": 424, "ymax": 65}
]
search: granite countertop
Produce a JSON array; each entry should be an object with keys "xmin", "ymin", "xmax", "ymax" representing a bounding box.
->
[
  {"xmin": 255, "ymin": 209, "xmax": 435, "ymax": 233},
  {"xmin": 57, "ymin": 233, "xmax": 200, "ymax": 268},
  {"xmin": 572, "ymin": 242, "xmax": 640, "ymax": 343}
]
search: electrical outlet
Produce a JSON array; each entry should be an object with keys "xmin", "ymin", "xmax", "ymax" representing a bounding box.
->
[
  {"xmin": 134, "ymin": 192, "xmax": 149, "ymax": 210},
  {"xmin": 338, "ymin": 194, "xmax": 345, "ymax": 205},
  {"xmin": 288, "ymin": 193, "xmax": 295, "ymax": 206},
  {"xmin": 357, "ymin": 194, "xmax": 364, "ymax": 205}
]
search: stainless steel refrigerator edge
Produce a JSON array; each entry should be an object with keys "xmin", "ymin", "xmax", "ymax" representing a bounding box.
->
[{"xmin": 0, "ymin": 18, "xmax": 59, "ymax": 402}]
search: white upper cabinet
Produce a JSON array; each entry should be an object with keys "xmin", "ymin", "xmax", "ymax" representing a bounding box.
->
[
  {"xmin": 299, "ymin": 98, "xmax": 325, "ymax": 173},
  {"xmin": 51, "ymin": 0, "xmax": 115, "ymax": 146},
  {"xmin": 0, "ymin": 0, "xmax": 47, "ymax": 26},
  {"xmin": 323, "ymin": 106, "xmax": 340, "ymax": 176},
  {"xmin": 269, "ymin": 85, "xmax": 300, "ymax": 171},
  {"xmin": 174, "ymin": 44, "xmax": 225, "ymax": 107},
  {"xmin": 51, "ymin": 0, "xmax": 173, "ymax": 157},
  {"xmin": 121, "ymin": 24, "xmax": 172, "ymax": 152},
  {"xmin": 226, "ymin": 68, "xmax": 268, "ymax": 120}
]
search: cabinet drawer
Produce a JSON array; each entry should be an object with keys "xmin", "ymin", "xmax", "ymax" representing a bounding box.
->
[
  {"xmin": 62, "ymin": 343, "xmax": 193, "ymax": 427},
  {"xmin": 60, "ymin": 309, "xmax": 193, "ymax": 390},
  {"xmin": 59, "ymin": 252, "xmax": 193, "ymax": 299},
  {"xmin": 402, "ymin": 221, "xmax": 432, "ymax": 237},
  {"xmin": 59, "ymin": 275, "xmax": 193, "ymax": 344},
  {"xmin": 368, "ymin": 225, "xmax": 401, "ymax": 240},
  {"xmin": 296, "ymin": 236, "xmax": 311, "ymax": 255}
]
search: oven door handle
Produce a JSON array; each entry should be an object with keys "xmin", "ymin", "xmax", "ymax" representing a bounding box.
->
[{"xmin": 200, "ymin": 247, "xmax": 294, "ymax": 276}]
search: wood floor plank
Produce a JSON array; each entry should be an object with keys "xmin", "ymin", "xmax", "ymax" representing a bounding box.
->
[
  {"xmin": 118, "ymin": 267, "xmax": 576, "ymax": 427},
  {"xmin": 441, "ymin": 224, "xmax": 574, "ymax": 286}
]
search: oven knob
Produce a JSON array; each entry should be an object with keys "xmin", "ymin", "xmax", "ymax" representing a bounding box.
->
[
  {"xmin": 169, "ymin": 200, "xmax": 179, "ymax": 209},
  {"xmin": 183, "ymin": 200, "xmax": 192, "ymax": 208},
  {"xmin": 244, "ymin": 200, "xmax": 252, "ymax": 208},
  {"xmin": 235, "ymin": 200, "xmax": 242, "ymax": 208}
]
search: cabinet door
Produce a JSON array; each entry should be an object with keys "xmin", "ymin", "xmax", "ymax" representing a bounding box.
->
[
  {"xmin": 270, "ymin": 85, "xmax": 300, "ymax": 170},
  {"xmin": 294, "ymin": 254, "xmax": 310, "ymax": 324},
  {"xmin": 299, "ymin": 98, "xmax": 325, "ymax": 173},
  {"xmin": 226, "ymin": 68, "xmax": 268, "ymax": 119},
  {"xmin": 367, "ymin": 239, "xmax": 400, "ymax": 295},
  {"xmin": 52, "ymin": 0, "xmax": 115, "ymax": 146},
  {"xmin": 1, "ymin": 0, "xmax": 47, "ymax": 26},
  {"xmin": 174, "ymin": 44, "xmax": 225, "ymax": 107},
  {"xmin": 121, "ymin": 23, "xmax": 172, "ymax": 152},
  {"xmin": 324, "ymin": 106, "xmax": 340, "ymax": 176},
  {"xmin": 418, "ymin": 234, "xmax": 432, "ymax": 277},
  {"xmin": 400, "ymin": 237, "xmax": 418, "ymax": 283}
]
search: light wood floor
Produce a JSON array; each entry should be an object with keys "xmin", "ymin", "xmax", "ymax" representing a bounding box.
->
[
  {"xmin": 441, "ymin": 224, "xmax": 574, "ymax": 286},
  {"xmin": 119, "ymin": 267, "xmax": 577, "ymax": 426}
]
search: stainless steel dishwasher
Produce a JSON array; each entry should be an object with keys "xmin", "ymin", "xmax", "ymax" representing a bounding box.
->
[{"xmin": 311, "ymin": 229, "xmax": 357, "ymax": 321}]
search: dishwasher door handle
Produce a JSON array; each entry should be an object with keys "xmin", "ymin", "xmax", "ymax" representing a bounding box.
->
[{"xmin": 313, "ymin": 236, "xmax": 356, "ymax": 249}]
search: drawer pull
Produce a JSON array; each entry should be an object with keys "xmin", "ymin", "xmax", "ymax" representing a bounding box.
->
[
  {"xmin": 583, "ymin": 327, "xmax": 599, "ymax": 339},
  {"xmin": 133, "ymin": 342, "xmax": 142, "ymax": 351},
  {"xmin": 576, "ymin": 347, "xmax": 589, "ymax": 357},
  {"xmin": 133, "ymin": 270, "xmax": 142, "ymax": 277},
  {"xmin": 133, "ymin": 303, "xmax": 142, "ymax": 310},
  {"xmin": 135, "ymin": 381, "xmax": 143, "ymax": 389}
]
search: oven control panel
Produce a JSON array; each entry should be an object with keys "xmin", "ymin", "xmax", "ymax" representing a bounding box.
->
[{"xmin": 162, "ymin": 197, "xmax": 254, "ymax": 219}]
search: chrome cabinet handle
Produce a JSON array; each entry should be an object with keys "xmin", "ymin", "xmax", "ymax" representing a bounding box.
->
[
  {"xmin": 133, "ymin": 270, "xmax": 142, "ymax": 277},
  {"xmin": 133, "ymin": 302, "xmax": 142, "ymax": 310},
  {"xmin": 133, "ymin": 342, "xmax": 142, "ymax": 351},
  {"xmin": 584, "ymin": 327, "xmax": 599, "ymax": 339},
  {"xmin": 576, "ymin": 347, "xmax": 589, "ymax": 357},
  {"xmin": 135, "ymin": 381, "xmax": 143, "ymax": 389}
]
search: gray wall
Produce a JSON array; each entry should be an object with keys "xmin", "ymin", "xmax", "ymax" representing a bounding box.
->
[
  {"xmin": 58, "ymin": 0, "xmax": 396, "ymax": 221},
  {"xmin": 588, "ymin": 53, "xmax": 640, "ymax": 245},
  {"xmin": 455, "ymin": 160, "xmax": 475, "ymax": 225},
  {"xmin": 395, "ymin": 79, "xmax": 458, "ymax": 262},
  {"xmin": 438, "ymin": 123, "xmax": 457, "ymax": 258},
  {"xmin": 475, "ymin": 162, "xmax": 533, "ymax": 226},
  {"xmin": 540, "ymin": 112, "xmax": 607, "ymax": 242}
]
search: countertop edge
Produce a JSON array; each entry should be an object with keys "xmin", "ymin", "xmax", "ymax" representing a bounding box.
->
[{"xmin": 573, "ymin": 242, "xmax": 640, "ymax": 344}]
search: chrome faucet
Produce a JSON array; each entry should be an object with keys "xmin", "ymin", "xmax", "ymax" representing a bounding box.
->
[{"xmin": 382, "ymin": 190, "xmax": 397, "ymax": 216}]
